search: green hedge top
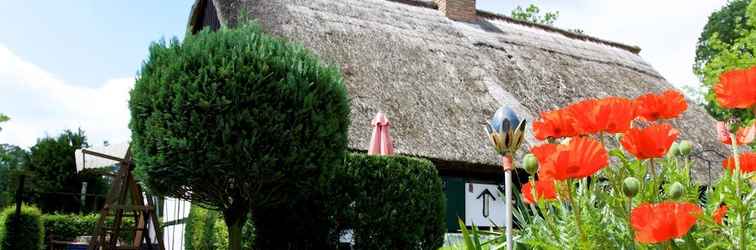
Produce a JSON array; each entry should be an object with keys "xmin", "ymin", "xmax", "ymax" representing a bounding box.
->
[
  {"xmin": 0, "ymin": 205, "xmax": 44, "ymax": 250},
  {"xmin": 42, "ymin": 213, "xmax": 97, "ymax": 241},
  {"xmin": 329, "ymin": 154, "xmax": 446, "ymax": 250},
  {"xmin": 42, "ymin": 213, "xmax": 134, "ymax": 242},
  {"xmin": 129, "ymin": 23, "xmax": 351, "ymax": 207}
]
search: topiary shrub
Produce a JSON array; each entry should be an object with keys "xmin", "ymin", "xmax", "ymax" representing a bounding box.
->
[
  {"xmin": 184, "ymin": 205, "xmax": 254, "ymax": 250},
  {"xmin": 0, "ymin": 205, "xmax": 44, "ymax": 250},
  {"xmin": 328, "ymin": 154, "xmax": 446, "ymax": 250},
  {"xmin": 129, "ymin": 22, "xmax": 350, "ymax": 250}
]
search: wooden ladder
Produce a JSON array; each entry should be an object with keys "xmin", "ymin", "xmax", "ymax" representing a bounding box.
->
[{"xmin": 88, "ymin": 147, "xmax": 165, "ymax": 250}]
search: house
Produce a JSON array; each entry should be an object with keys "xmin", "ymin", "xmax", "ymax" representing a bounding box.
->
[{"xmin": 186, "ymin": 0, "xmax": 727, "ymax": 231}]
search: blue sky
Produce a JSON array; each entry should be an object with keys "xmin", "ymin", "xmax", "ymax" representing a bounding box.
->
[
  {"xmin": 0, "ymin": 0, "xmax": 193, "ymax": 88},
  {"xmin": 0, "ymin": 0, "xmax": 193, "ymax": 147},
  {"xmin": 0, "ymin": 0, "xmax": 728, "ymax": 148}
]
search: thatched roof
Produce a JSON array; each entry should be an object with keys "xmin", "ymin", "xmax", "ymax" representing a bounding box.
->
[{"xmin": 188, "ymin": 0, "xmax": 727, "ymax": 183}]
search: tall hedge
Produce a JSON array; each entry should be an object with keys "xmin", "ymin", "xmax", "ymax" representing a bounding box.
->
[
  {"xmin": 0, "ymin": 205, "xmax": 44, "ymax": 250},
  {"xmin": 130, "ymin": 23, "xmax": 350, "ymax": 249},
  {"xmin": 328, "ymin": 154, "xmax": 446, "ymax": 250}
]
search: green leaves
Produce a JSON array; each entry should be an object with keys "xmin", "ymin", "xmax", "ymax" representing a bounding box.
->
[
  {"xmin": 694, "ymin": 0, "xmax": 752, "ymax": 77},
  {"xmin": 510, "ymin": 4, "xmax": 559, "ymax": 26},
  {"xmin": 130, "ymin": 22, "xmax": 350, "ymax": 248},
  {"xmin": 184, "ymin": 206, "xmax": 254, "ymax": 250},
  {"xmin": 511, "ymin": 141, "xmax": 756, "ymax": 249},
  {"xmin": 0, "ymin": 113, "xmax": 8, "ymax": 133},
  {"xmin": 327, "ymin": 153, "xmax": 446, "ymax": 250},
  {"xmin": 0, "ymin": 205, "xmax": 44, "ymax": 250},
  {"xmin": 696, "ymin": 0, "xmax": 756, "ymax": 124}
]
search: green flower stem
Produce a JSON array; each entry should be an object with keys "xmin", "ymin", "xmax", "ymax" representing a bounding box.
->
[
  {"xmin": 537, "ymin": 179, "xmax": 560, "ymax": 241},
  {"xmin": 626, "ymin": 196, "xmax": 635, "ymax": 244},
  {"xmin": 648, "ymin": 159, "xmax": 657, "ymax": 180},
  {"xmin": 528, "ymin": 177, "xmax": 539, "ymax": 216},
  {"xmin": 729, "ymin": 133, "xmax": 742, "ymax": 196},
  {"xmin": 728, "ymin": 133, "xmax": 749, "ymax": 250},
  {"xmin": 568, "ymin": 180, "xmax": 586, "ymax": 245}
]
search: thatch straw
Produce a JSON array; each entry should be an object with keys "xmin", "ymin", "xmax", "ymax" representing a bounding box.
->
[{"xmin": 189, "ymin": 0, "xmax": 726, "ymax": 184}]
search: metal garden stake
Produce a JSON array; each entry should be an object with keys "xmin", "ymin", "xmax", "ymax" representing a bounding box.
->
[{"xmin": 485, "ymin": 106, "xmax": 526, "ymax": 250}]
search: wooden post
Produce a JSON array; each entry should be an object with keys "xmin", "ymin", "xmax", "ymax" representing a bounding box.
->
[{"xmin": 80, "ymin": 181, "xmax": 88, "ymax": 214}]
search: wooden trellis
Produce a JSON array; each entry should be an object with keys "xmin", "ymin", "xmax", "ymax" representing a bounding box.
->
[{"xmin": 84, "ymin": 146, "xmax": 165, "ymax": 250}]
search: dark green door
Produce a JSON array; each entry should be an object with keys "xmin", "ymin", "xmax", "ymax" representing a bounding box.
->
[{"xmin": 443, "ymin": 176, "xmax": 465, "ymax": 232}]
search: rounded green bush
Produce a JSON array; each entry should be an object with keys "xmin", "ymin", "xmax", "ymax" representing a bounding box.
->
[
  {"xmin": 0, "ymin": 205, "xmax": 44, "ymax": 250},
  {"xmin": 130, "ymin": 23, "xmax": 350, "ymax": 248},
  {"xmin": 328, "ymin": 154, "xmax": 446, "ymax": 250}
]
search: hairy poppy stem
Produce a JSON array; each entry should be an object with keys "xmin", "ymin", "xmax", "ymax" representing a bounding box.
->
[
  {"xmin": 728, "ymin": 133, "xmax": 747, "ymax": 250},
  {"xmin": 626, "ymin": 197, "xmax": 634, "ymax": 243},
  {"xmin": 648, "ymin": 159, "xmax": 657, "ymax": 179},
  {"xmin": 528, "ymin": 177, "xmax": 539, "ymax": 216},
  {"xmin": 569, "ymin": 180, "xmax": 587, "ymax": 245},
  {"xmin": 729, "ymin": 133, "xmax": 741, "ymax": 196}
]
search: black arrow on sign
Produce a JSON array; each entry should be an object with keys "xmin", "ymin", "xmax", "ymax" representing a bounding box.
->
[{"xmin": 476, "ymin": 188, "xmax": 496, "ymax": 218}]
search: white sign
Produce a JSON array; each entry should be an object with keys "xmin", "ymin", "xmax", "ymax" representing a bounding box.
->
[{"xmin": 464, "ymin": 182, "xmax": 507, "ymax": 227}]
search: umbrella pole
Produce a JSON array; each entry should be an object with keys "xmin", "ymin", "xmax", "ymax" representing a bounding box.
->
[{"xmin": 502, "ymin": 157, "xmax": 513, "ymax": 250}]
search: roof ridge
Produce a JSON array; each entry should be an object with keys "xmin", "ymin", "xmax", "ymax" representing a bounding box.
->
[{"xmin": 386, "ymin": 0, "xmax": 642, "ymax": 54}]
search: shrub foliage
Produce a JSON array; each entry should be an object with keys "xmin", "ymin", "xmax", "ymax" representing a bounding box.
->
[
  {"xmin": 328, "ymin": 153, "xmax": 446, "ymax": 250},
  {"xmin": 184, "ymin": 205, "xmax": 253, "ymax": 250},
  {"xmin": 42, "ymin": 213, "xmax": 134, "ymax": 242},
  {"xmin": 129, "ymin": 23, "xmax": 350, "ymax": 249},
  {"xmin": 0, "ymin": 205, "xmax": 44, "ymax": 250}
]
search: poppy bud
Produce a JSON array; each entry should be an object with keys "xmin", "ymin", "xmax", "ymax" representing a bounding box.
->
[
  {"xmin": 678, "ymin": 140, "xmax": 692, "ymax": 156},
  {"xmin": 667, "ymin": 142, "xmax": 680, "ymax": 158},
  {"xmin": 669, "ymin": 182, "xmax": 684, "ymax": 199},
  {"xmin": 623, "ymin": 177, "xmax": 640, "ymax": 198},
  {"xmin": 522, "ymin": 154, "xmax": 538, "ymax": 175}
]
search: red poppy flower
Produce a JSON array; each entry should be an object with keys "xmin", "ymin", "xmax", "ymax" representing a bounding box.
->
[
  {"xmin": 565, "ymin": 99, "xmax": 610, "ymax": 135},
  {"xmin": 630, "ymin": 201, "xmax": 702, "ymax": 244},
  {"xmin": 715, "ymin": 67, "xmax": 756, "ymax": 109},
  {"xmin": 600, "ymin": 97, "xmax": 636, "ymax": 133},
  {"xmin": 634, "ymin": 90, "xmax": 688, "ymax": 121},
  {"xmin": 531, "ymin": 137, "xmax": 608, "ymax": 180},
  {"xmin": 712, "ymin": 205, "xmax": 727, "ymax": 224},
  {"xmin": 722, "ymin": 152, "xmax": 756, "ymax": 174},
  {"xmin": 533, "ymin": 109, "xmax": 578, "ymax": 140},
  {"xmin": 521, "ymin": 179, "xmax": 557, "ymax": 204},
  {"xmin": 716, "ymin": 121, "xmax": 755, "ymax": 146},
  {"xmin": 620, "ymin": 123, "xmax": 679, "ymax": 160}
]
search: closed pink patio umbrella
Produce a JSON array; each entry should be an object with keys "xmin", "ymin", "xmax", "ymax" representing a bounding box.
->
[{"xmin": 368, "ymin": 112, "xmax": 395, "ymax": 155}]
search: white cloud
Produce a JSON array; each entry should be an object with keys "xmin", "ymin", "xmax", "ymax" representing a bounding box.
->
[{"xmin": 0, "ymin": 44, "xmax": 132, "ymax": 148}]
